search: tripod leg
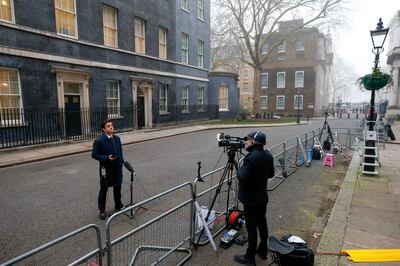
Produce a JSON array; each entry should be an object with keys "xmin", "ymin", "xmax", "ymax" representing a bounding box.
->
[{"xmin": 195, "ymin": 162, "xmax": 230, "ymax": 247}]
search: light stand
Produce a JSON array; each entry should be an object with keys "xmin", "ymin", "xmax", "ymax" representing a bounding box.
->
[
  {"xmin": 364, "ymin": 18, "xmax": 389, "ymax": 173},
  {"xmin": 194, "ymin": 147, "xmax": 240, "ymax": 247},
  {"xmin": 123, "ymin": 161, "xmax": 147, "ymax": 218}
]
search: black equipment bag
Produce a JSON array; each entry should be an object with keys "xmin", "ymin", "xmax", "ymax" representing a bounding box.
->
[
  {"xmin": 311, "ymin": 147, "xmax": 321, "ymax": 160},
  {"xmin": 278, "ymin": 235, "xmax": 314, "ymax": 266},
  {"xmin": 323, "ymin": 138, "xmax": 331, "ymax": 151}
]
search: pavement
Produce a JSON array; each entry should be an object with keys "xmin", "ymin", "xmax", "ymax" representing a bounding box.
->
[
  {"xmin": 316, "ymin": 123, "xmax": 400, "ymax": 266},
  {"xmin": 1, "ymin": 120, "xmax": 400, "ymax": 265}
]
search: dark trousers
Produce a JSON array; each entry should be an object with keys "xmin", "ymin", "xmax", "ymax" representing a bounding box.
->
[
  {"xmin": 244, "ymin": 204, "xmax": 268, "ymax": 260},
  {"xmin": 98, "ymin": 177, "xmax": 122, "ymax": 211}
]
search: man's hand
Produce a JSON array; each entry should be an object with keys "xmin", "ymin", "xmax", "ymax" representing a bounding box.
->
[{"xmin": 109, "ymin": 155, "xmax": 116, "ymax": 161}]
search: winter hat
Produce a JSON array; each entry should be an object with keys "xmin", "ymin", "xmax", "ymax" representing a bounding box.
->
[{"xmin": 246, "ymin": 131, "xmax": 266, "ymax": 145}]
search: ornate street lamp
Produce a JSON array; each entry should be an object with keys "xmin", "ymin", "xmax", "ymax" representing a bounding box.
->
[{"xmin": 363, "ymin": 18, "xmax": 389, "ymax": 173}]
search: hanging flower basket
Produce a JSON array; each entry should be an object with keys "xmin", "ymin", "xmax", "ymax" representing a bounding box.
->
[{"xmin": 357, "ymin": 69, "xmax": 392, "ymax": 91}]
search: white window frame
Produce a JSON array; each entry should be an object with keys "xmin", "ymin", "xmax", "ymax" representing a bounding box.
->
[
  {"xmin": 261, "ymin": 73, "xmax": 268, "ymax": 89},
  {"xmin": 242, "ymin": 82, "xmax": 249, "ymax": 93},
  {"xmin": 0, "ymin": 0, "xmax": 15, "ymax": 23},
  {"xmin": 102, "ymin": 6, "xmax": 118, "ymax": 48},
  {"xmin": 197, "ymin": 40, "xmax": 204, "ymax": 68},
  {"xmin": 261, "ymin": 43, "xmax": 269, "ymax": 54},
  {"xmin": 159, "ymin": 85, "xmax": 168, "ymax": 114},
  {"xmin": 159, "ymin": 27, "xmax": 167, "ymax": 59},
  {"xmin": 181, "ymin": 0, "xmax": 189, "ymax": 12},
  {"xmin": 54, "ymin": 0, "xmax": 78, "ymax": 38},
  {"xmin": 197, "ymin": 0, "xmax": 204, "ymax": 20},
  {"xmin": 181, "ymin": 33, "xmax": 189, "ymax": 64},
  {"xmin": 182, "ymin": 86, "xmax": 189, "ymax": 112},
  {"xmin": 277, "ymin": 54, "xmax": 287, "ymax": 61},
  {"xmin": 243, "ymin": 65, "xmax": 249, "ymax": 78},
  {"xmin": 106, "ymin": 80, "xmax": 120, "ymax": 118},
  {"xmin": 294, "ymin": 95, "xmax": 303, "ymax": 110},
  {"xmin": 219, "ymin": 85, "xmax": 228, "ymax": 111},
  {"xmin": 277, "ymin": 72, "xmax": 285, "ymax": 88},
  {"xmin": 276, "ymin": 95, "xmax": 285, "ymax": 110},
  {"xmin": 295, "ymin": 71, "xmax": 304, "ymax": 88},
  {"xmin": 295, "ymin": 40, "xmax": 305, "ymax": 51},
  {"xmin": 277, "ymin": 41, "xmax": 286, "ymax": 53},
  {"xmin": 197, "ymin": 87, "xmax": 204, "ymax": 111},
  {"xmin": 261, "ymin": 96, "xmax": 268, "ymax": 109},
  {"xmin": 134, "ymin": 18, "xmax": 145, "ymax": 54},
  {"xmin": 0, "ymin": 67, "xmax": 24, "ymax": 126}
]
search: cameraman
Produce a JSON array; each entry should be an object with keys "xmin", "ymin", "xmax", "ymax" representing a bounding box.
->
[
  {"xmin": 234, "ymin": 131, "xmax": 274, "ymax": 265},
  {"xmin": 92, "ymin": 119, "xmax": 124, "ymax": 220}
]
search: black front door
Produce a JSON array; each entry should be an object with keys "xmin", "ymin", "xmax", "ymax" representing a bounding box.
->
[
  {"xmin": 137, "ymin": 96, "xmax": 145, "ymax": 128},
  {"xmin": 64, "ymin": 95, "xmax": 81, "ymax": 137}
]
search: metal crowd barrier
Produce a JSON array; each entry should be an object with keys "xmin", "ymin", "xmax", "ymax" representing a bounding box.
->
[
  {"xmin": 0, "ymin": 224, "xmax": 102, "ymax": 266},
  {"xmin": 2, "ymin": 126, "xmax": 364, "ymax": 266}
]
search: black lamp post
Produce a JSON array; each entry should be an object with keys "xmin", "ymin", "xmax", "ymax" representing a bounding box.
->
[
  {"xmin": 296, "ymin": 90, "xmax": 300, "ymax": 124},
  {"xmin": 364, "ymin": 18, "xmax": 389, "ymax": 173}
]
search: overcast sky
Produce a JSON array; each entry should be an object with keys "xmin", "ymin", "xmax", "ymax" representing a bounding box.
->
[
  {"xmin": 332, "ymin": 0, "xmax": 398, "ymax": 102},
  {"xmin": 334, "ymin": 0, "xmax": 398, "ymax": 75}
]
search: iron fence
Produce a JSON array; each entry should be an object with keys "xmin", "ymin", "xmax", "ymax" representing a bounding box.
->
[
  {"xmin": 0, "ymin": 105, "xmax": 220, "ymax": 150},
  {"xmin": 153, "ymin": 104, "xmax": 219, "ymax": 126}
]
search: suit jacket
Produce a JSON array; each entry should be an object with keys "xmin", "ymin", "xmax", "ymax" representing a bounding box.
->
[{"xmin": 92, "ymin": 134, "xmax": 124, "ymax": 186}]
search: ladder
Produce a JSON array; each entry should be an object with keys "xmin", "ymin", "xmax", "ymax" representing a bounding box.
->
[
  {"xmin": 297, "ymin": 137, "xmax": 310, "ymax": 167},
  {"xmin": 362, "ymin": 129, "xmax": 380, "ymax": 175}
]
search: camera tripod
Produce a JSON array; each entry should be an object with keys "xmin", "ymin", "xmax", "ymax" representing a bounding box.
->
[
  {"xmin": 195, "ymin": 147, "xmax": 241, "ymax": 247},
  {"xmin": 319, "ymin": 112, "xmax": 334, "ymax": 144}
]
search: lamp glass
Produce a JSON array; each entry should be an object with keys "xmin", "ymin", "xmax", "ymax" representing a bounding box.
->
[{"xmin": 370, "ymin": 29, "xmax": 388, "ymax": 49}]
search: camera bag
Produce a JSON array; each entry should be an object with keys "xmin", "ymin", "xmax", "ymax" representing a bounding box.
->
[
  {"xmin": 277, "ymin": 234, "xmax": 315, "ymax": 266},
  {"xmin": 311, "ymin": 147, "xmax": 321, "ymax": 160},
  {"xmin": 323, "ymin": 138, "xmax": 331, "ymax": 151}
]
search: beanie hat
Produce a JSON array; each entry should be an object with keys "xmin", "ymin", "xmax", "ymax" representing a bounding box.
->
[{"xmin": 246, "ymin": 131, "xmax": 266, "ymax": 145}]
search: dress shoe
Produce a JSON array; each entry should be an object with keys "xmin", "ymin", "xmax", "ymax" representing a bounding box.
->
[
  {"xmin": 99, "ymin": 211, "xmax": 106, "ymax": 220},
  {"xmin": 256, "ymin": 249, "xmax": 268, "ymax": 260},
  {"xmin": 233, "ymin": 254, "xmax": 256, "ymax": 265},
  {"xmin": 115, "ymin": 204, "xmax": 125, "ymax": 212}
]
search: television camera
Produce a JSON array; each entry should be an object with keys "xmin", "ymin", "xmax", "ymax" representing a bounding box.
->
[{"xmin": 217, "ymin": 133, "xmax": 246, "ymax": 150}]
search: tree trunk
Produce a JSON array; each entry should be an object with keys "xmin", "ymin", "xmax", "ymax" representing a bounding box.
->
[{"xmin": 252, "ymin": 66, "xmax": 261, "ymax": 116}]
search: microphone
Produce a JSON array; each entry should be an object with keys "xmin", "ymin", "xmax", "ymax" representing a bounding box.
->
[{"xmin": 124, "ymin": 161, "xmax": 135, "ymax": 173}]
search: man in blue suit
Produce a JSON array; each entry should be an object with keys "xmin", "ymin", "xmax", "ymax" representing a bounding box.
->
[{"xmin": 92, "ymin": 119, "xmax": 124, "ymax": 220}]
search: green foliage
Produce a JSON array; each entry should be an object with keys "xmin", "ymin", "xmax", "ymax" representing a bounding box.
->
[
  {"xmin": 357, "ymin": 68, "xmax": 392, "ymax": 91},
  {"xmin": 238, "ymin": 105, "xmax": 251, "ymax": 120}
]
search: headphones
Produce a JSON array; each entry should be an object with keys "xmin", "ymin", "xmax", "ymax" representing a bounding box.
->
[{"xmin": 252, "ymin": 131, "xmax": 261, "ymax": 144}]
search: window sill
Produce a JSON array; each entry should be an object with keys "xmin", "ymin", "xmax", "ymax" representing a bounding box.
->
[
  {"xmin": 56, "ymin": 32, "xmax": 78, "ymax": 39},
  {"xmin": 198, "ymin": 109, "xmax": 205, "ymax": 112},
  {"xmin": 108, "ymin": 115, "xmax": 124, "ymax": 120},
  {"xmin": 159, "ymin": 111, "xmax": 170, "ymax": 116},
  {"xmin": 1, "ymin": 122, "xmax": 28, "ymax": 128},
  {"xmin": 181, "ymin": 7, "xmax": 190, "ymax": 13},
  {"xmin": 219, "ymin": 109, "xmax": 229, "ymax": 112},
  {"xmin": 198, "ymin": 17, "xmax": 205, "ymax": 22},
  {"xmin": 182, "ymin": 110, "xmax": 190, "ymax": 114}
]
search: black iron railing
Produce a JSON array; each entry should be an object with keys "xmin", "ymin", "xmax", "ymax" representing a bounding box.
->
[{"xmin": 0, "ymin": 104, "xmax": 220, "ymax": 149}]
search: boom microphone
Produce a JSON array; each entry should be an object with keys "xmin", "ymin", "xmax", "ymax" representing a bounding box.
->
[{"xmin": 124, "ymin": 161, "xmax": 135, "ymax": 173}]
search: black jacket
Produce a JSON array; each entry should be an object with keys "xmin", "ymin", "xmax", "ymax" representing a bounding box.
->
[
  {"xmin": 237, "ymin": 144, "xmax": 274, "ymax": 206},
  {"xmin": 92, "ymin": 134, "xmax": 124, "ymax": 186}
]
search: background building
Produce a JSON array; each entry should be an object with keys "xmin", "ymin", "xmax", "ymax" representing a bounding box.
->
[
  {"xmin": 386, "ymin": 10, "xmax": 400, "ymax": 121},
  {"xmin": 260, "ymin": 19, "xmax": 333, "ymax": 117},
  {"xmin": 0, "ymin": 0, "xmax": 238, "ymax": 148}
]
